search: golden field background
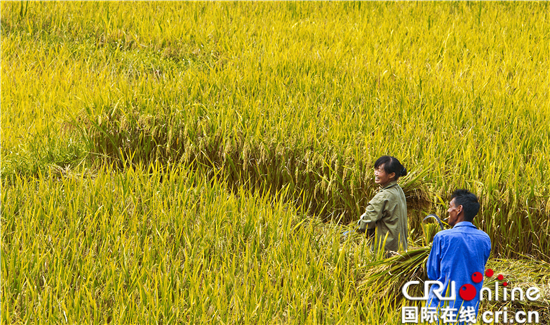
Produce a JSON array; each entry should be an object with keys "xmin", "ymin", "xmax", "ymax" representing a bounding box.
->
[{"xmin": 2, "ymin": 2, "xmax": 549, "ymax": 323}]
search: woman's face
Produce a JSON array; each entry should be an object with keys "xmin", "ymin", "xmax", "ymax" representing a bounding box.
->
[{"xmin": 374, "ymin": 164, "xmax": 395, "ymax": 187}]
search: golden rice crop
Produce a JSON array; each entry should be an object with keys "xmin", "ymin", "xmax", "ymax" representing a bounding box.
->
[
  {"xmin": 1, "ymin": 164, "xmax": 398, "ymax": 323},
  {"xmin": 6, "ymin": 1, "xmax": 546, "ymax": 257},
  {"xmin": 2, "ymin": 1, "xmax": 550, "ymax": 323}
]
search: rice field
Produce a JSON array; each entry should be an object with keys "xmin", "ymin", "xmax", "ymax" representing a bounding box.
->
[{"xmin": 2, "ymin": 1, "xmax": 549, "ymax": 324}]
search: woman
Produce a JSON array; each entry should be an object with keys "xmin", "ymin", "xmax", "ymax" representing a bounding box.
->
[{"xmin": 357, "ymin": 156, "xmax": 408, "ymax": 253}]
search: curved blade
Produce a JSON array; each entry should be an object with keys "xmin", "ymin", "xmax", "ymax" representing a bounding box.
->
[{"xmin": 423, "ymin": 213, "xmax": 444, "ymax": 231}]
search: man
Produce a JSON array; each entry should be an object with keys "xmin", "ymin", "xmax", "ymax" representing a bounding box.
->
[{"xmin": 426, "ymin": 189, "xmax": 491, "ymax": 322}]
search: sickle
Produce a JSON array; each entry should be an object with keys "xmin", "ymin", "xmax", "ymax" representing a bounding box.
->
[{"xmin": 423, "ymin": 213, "xmax": 445, "ymax": 231}]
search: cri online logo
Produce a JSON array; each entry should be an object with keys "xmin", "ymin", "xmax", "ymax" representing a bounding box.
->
[
  {"xmin": 458, "ymin": 269, "xmax": 501, "ymax": 301},
  {"xmin": 402, "ymin": 268, "xmax": 510, "ymax": 301}
]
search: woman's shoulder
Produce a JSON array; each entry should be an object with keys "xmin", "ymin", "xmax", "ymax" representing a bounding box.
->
[
  {"xmin": 381, "ymin": 182, "xmax": 404, "ymax": 194},
  {"xmin": 371, "ymin": 183, "xmax": 400, "ymax": 199},
  {"xmin": 380, "ymin": 183, "xmax": 407, "ymax": 202}
]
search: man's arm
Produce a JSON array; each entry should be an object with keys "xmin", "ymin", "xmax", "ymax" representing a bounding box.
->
[{"xmin": 426, "ymin": 235, "xmax": 441, "ymax": 281}]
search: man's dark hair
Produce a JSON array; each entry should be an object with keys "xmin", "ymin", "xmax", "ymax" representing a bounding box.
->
[
  {"xmin": 374, "ymin": 156, "xmax": 407, "ymax": 181},
  {"xmin": 451, "ymin": 189, "xmax": 480, "ymax": 222}
]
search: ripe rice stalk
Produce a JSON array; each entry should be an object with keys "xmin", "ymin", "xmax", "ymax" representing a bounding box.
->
[
  {"xmin": 6, "ymin": 0, "xmax": 550, "ymax": 256},
  {"xmin": 3, "ymin": 3, "xmax": 550, "ymax": 322},
  {"xmin": 357, "ymin": 246, "xmax": 431, "ymax": 303}
]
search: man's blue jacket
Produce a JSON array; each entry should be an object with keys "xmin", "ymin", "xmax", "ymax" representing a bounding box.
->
[{"xmin": 426, "ymin": 221, "xmax": 491, "ymax": 314}]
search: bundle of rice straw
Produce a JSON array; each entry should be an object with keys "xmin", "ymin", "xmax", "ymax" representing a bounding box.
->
[{"xmin": 357, "ymin": 246, "xmax": 431, "ymax": 303}]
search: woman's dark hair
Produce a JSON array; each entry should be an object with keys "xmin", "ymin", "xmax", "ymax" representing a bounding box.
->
[{"xmin": 374, "ymin": 156, "xmax": 407, "ymax": 181}]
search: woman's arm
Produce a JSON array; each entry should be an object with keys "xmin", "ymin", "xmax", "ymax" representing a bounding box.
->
[{"xmin": 357, "ymin": 192, "xmax": 387, "ymax": 231}]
